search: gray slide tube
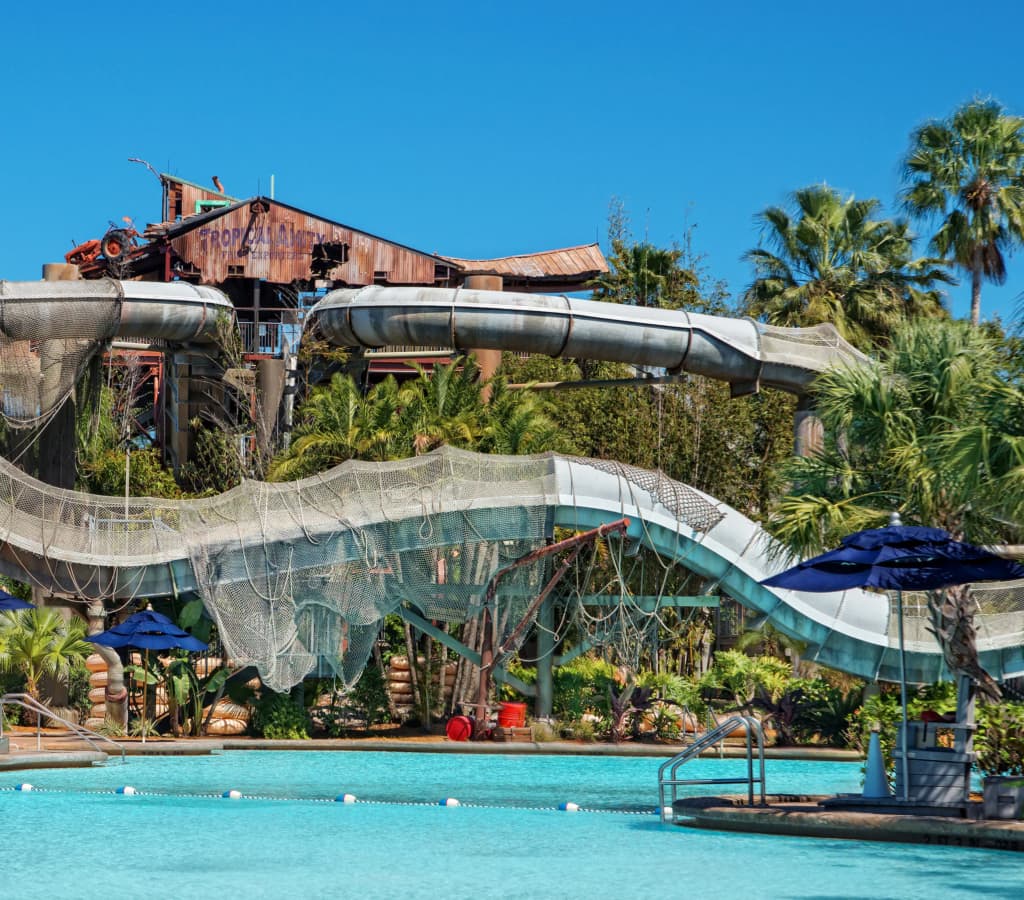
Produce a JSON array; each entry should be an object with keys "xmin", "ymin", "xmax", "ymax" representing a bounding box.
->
[
  {"xmin": 0, "ymin": 279, "xmax": 233, "ymax": 343},
  {"xmin": 310, "ymin": 286, "xmax": 869, "ymax": 396}
]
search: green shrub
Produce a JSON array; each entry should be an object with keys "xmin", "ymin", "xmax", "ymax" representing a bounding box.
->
[
  {"xmin": 253, "ymin": 692, "xmax": 311, "ymax": 740},
  {"xmin": 977, "ymin": 702, "xmax": 1024, "ymax": 777},
  {"xmin": 553, "ymin": 656, "xmax": 616, "ymax": 722},
  {"xmin": 349, "ymin": 666, "xmax": 391, "ymax": 726},
  {"xmin": 848, "ymin": 692, "xmax": 901, "ymax": 771}
]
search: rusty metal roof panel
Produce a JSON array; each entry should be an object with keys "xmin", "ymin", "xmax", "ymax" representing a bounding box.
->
[{"xmin": 442, "ymin": 243, "xmax": 608, "ymax": 282}]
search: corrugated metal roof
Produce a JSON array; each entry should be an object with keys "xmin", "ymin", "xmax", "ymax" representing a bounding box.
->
[{"xmin": 441, "ymin": 243, "xmax": 608, "ymax": 280}]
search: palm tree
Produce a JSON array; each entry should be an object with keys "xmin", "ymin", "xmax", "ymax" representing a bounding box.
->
[
  {"xmin": 398, "ymin": 358, "xmax": 485, "ymax": 455},
  {"xmin": 268, "ymin": 374, "xmax": 403, "ymax": 481},
  {"xmin": 480, "ymin": 379, "xmax": 562, "ymax": 455},
  {"xmin": 767, "ymin": 319, "xmax": 1024, "ymax": 699},
  {"xmin": 902, "ymin": 98, "xmax": 1024, "ymax": 326},
  {"xmin": 0, "ymin": 609, "xmax": 91, "ymax": 707},
  {"xmin": 591, "ymin": 240, "xmax": 698, "ymax": 310},
  {"xmin": 744, "ymin": 185, "xmax": 950, "ymax": 348}
]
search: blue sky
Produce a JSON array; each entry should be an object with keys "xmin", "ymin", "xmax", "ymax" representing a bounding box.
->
[{"xmin": 3, "ymin": 1, "xmax": 1023, "ymax": 322}]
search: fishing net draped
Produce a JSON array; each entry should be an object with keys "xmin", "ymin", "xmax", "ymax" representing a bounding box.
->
[{"xmin": 181, "ymin": 449, "xmax": 558, "ymax": 691}]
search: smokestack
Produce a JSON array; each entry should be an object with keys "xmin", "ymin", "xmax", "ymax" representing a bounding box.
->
[{"xmin": 212, "ymin": 175, "xmax": 225, "ymax": 195}]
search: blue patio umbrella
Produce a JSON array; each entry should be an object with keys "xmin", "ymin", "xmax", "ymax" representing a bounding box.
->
[
  {"xmin": 762, "ymin": 519, "xmax": 1024, "ymax": 799},
  {"xmin": 0, "ymin": 589, "xmax": 34, "ymax": 611},
  {"xmin": 86, "ymin": 610, "xmax": 207, "ymax": 742}
]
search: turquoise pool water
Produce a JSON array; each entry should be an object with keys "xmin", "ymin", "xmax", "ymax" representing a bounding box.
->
[{"xmin": 1, "ymin": 751, "xmax": 1018, "ymax": 899}]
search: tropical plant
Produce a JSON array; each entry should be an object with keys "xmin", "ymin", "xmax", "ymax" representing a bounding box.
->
[
  {"xmin": 767, "ymin": 319, "xmax": 1024, "ymax": 701},
  {"xmin": 252, "ymin": 691, "xmax": 311, "ymax": 739},
  {"xmin": 399, "ymin": 358, "xmax": 485, "ymax": 455},
  {"xmin": 81, "ymin": 447, "xmax": 181, "ymax": 499},
  {"xmin": 768, "ymin": 319, "xmax": 1021, "ymax": 553},
  {"xmin": 589, "ymin": 200, "xmax": 723, "ymax": 313},
  {"xmin": 0, "ymin": 609, "xmax": 92, "ymax": 709},
  {"xmin": 902, "ymin": 98, "xmax": 1024, "ymax": 326},
  {"xmin": 795, "ymin": 682, "xmax": 864, "ymax": 747},
  {"xmin": 552, "ymin": 656, "xmax": 617, "ymax": 722},
  {"xmin": 976, "ymin": 702, "xmax": 1024, "ymax": 777},
  {"xmin": 699, "ymin": 650, "xmax": 791, "ymax": 715},
  {"xmin": 744, "ymin": 184, "xmax": 950, "ymax": 348},
  {"xmin": 348, "ymin": 665, "xmax": 391, "ymax": 727}
]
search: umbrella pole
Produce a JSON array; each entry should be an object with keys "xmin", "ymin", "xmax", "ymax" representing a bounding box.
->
[
  {"xmin": 897, "ymin": 589, "xmax": 909, "ymax": 802},
  {"xmin": 142, "ymin": 649, "xmax": 148, "ymax": 745}
]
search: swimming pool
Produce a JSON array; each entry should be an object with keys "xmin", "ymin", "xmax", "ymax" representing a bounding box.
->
[{"xmin": 1, "ymin": 751, "xmax": 1018, "ymax": 899}]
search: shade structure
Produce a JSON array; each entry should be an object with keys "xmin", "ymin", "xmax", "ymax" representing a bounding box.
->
[
  {"xmin": 86, "ymin": 610, "xmax": 207, "ymax": 742},
  {"xmin": 761, "ymin": 526, "xmax": 1024, "ymax": 593},
  {"xmin": 86, "ymin": 610, "xmax": 207, "ymax": 652},
  {"xmin": 0, "ymin": 589, "xmax": 34, "ymax": 611},
  {"xmin": 761, "ymin": 522, "xmax": 1024, "ymax": 800}
]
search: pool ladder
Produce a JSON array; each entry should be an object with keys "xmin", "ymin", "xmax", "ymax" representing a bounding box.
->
[
  {"xmin": 658, "ymin": 715, "xmax": 765, "ymax": 822},
  {"xmin": 0, "ymin": 693, "xmax": 127, "ymax": 763}
]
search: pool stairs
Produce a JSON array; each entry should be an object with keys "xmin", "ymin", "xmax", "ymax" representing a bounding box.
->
[
  {"xmin": 658, "ymin": 715, "xmax": 766, "ymax": 822},
  {"xmin": 0, "ymin": 693, "xmax": 126, "ymax": 763}
]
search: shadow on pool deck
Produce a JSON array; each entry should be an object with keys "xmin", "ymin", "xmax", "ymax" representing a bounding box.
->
[{"xmin": 673, "ymin": 794, "xmax": 1024, "ymax": 852}]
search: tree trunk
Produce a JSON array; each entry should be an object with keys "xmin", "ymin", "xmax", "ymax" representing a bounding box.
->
[
  {"xmin": 86, "ymin": 601, "xmax": 127, "ymax": 728},
  {"xmin": 970, "ymin": 259, "xmax": 982, "ymax": 328}
]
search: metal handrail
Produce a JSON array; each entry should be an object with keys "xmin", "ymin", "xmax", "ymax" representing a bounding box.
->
[
  {"xmin": 0, "ymin": 693, "xmax": 126, "ymax": 763},
  {"xmin": 658, "ymin": 715, "xmax": 765, "ymax": 822}
]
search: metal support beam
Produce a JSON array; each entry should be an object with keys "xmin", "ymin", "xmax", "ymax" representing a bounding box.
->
[
  {"xmin": 577, "ymin": 595, "xmax": 720, "ymax": 611},
  {"xmin": 535, "ymin": 595, "xmax": 555, "ymax": 718},
  {"xmin": 398, "ymin": 605, "xmax": 535, "ymax": 696}
]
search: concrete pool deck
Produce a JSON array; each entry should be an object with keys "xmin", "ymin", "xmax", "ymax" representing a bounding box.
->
[
  {"xmin": 673, "ymin": 795, "xmax": 1024, "ymax": 852},
  {"xmin": 0, "ymin": 731, "xmax": 861, "ymax": 763}
]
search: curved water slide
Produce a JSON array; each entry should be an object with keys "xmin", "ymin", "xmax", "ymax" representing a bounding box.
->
[
  {"xmin": 0, "ymin": 279, "xmax": 1020, "ymax": 686},
  {"xmin": 307, "ymin": 285, "xmax": 869, "ymax": 397}
]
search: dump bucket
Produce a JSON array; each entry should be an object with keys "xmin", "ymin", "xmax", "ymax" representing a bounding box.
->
[
  {"xmin": 446, "ymin": 715, "xmax": 474, "ymax": 742},
  {"xmin": 497, "ymin": 702, "xmax": 527, "ymax": 728}
]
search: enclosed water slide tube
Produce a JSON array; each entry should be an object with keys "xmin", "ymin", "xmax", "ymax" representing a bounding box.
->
[
  {"xmin": 0, "ymin": 279, "xmax": 232, "ymax": 343},
  {"xmin": 308, "ymin": 286, "xmax": 870, "ymax": 396}
]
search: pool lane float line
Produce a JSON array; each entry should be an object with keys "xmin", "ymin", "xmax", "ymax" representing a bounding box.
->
[{"xmin": 4, "ymin": 784, "xmax": 653, "ymax": 814}]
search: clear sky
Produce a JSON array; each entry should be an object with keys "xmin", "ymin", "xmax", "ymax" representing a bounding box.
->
[{"xmin": 3, "ymin": 1, "xmax": 1023, "ymax": 322}]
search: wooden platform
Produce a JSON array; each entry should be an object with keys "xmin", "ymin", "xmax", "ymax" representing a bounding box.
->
[{"xmin": 492, "ymin": 726, "xmax": 533, "ymax": 743}]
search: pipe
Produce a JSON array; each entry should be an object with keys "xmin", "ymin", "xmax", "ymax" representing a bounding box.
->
[
  {"xmin": 0, "ymin": 279, "xmax": 233, "ymax": 343},
  {"xmin": 309, "ymin": 286, "xmax": 869, "ymax": 397}
]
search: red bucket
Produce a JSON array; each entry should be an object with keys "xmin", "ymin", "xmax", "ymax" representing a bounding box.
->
[
  {"xmin": 446, "ymin": 715, "xmax": 474, "ymax": 742},
  {"xmin": 497, "ymin": 702, "xmax": 527, "ymax": 728}
]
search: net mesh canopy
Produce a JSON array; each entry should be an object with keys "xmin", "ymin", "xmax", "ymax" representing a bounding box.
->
[{"xmin": 180, "ymin": 450, "xmax": 559, "ymax": 691}]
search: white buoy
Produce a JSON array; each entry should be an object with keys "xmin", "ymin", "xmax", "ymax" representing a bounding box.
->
[
  {"xmin": 558, "ymin": 801, "xmax": 580, "ymax": 812},
  {"xmin": 439, "ymin": 798, "xmax": 460, "ymax": 807},
  {"xmin": 116, "ymin": 786, "xmax": 137, "ymax": 796},
  {"xmin": 15, "ymin": 783, "xmax": 33, "ymax": 792},
  {"xmin": 659, "ymin": 806, "xmax": 674, "ymax": 819},
  {"xmin": 335, "ymin": 793, "xmax": 357, "ymax": 804},
  {"xmin": 222, "ymin": 789, "xmax": 242, "ymax": 800}
]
